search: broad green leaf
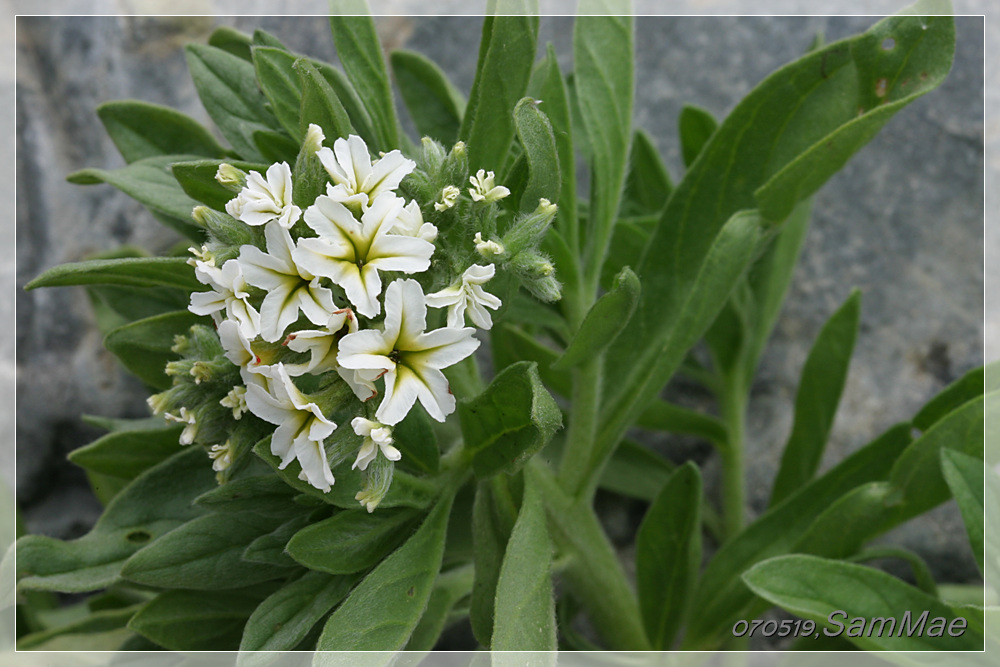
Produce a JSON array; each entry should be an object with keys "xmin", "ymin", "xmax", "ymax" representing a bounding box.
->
[
  {"xmin": 553, "ymin": 267, "xmax": 640, "ymax": 370},
  {"xmin": 252, "ymin": 28, "xmax": 289, "ymax": 50},
  {"xmin": 683, "ymin": 423, "xmax": 911, "ymax": 649},
  {"xmin": 67, "ymin": 154, "xmax": 206, "ymax": 240},
  {"xmin": 87, "ymin": 284, "xmax": 191, "ymax": 332},
  {"xmin": 575, "ymin": 11, "xmax": 633, "ymax": 274},
  {"xmin": 128, "ymin": 589, "xmax": 263, "ymax": 651},
  {"xmin": 317, "ymin": 62, "xmax": 377, "ymax": 148},
  {"xmin": 121, "ymin": 511, "xmax": 292, "ymax": 590},
  {"xmin": 513, "ymin": 97, "xmax": 560, "ymax": 212},
  {"xmin": 286, "ymin": 507, "xmax": 421, "ymax": 575},
  {"xmin": 458, "ymin": 361, "xmax": 562, "ymax": 479},
  {"xmin": 185, "ymin": 43, "xmax": 280, "ymax": 161},
  {"xmin": 315, "ymin": 492, "xmax": 454, "ymax": 650},
  {"xmin": 678, "ymin": 104, "xmax": 718, "ymax": 168},
  {"xmin": 390, "ymin": 49, "xmax": 465, "ymax": 144},
  {"xmin": 636, "ymin": 400, "xmax": 728, "ymax": 448},
  {"xmin": 329, "ymin": 12, "xmax": 399, "ymax": 150},
  {"xmin": 393, "ymin": 406, "xmax": 439, "ymax": 475},
  {"xmin": 636, "ymin": 462, "xmax": 701, "ymax": 650},
  {"xmin": 253, "ymin": 128, "xmax": 298, "ymax": 164},
  {"xmin": 490, "ymin": 323, "xmax": 570, "ymax": 397},
  {"xmin": 208, "ymin": 25, "xmax": 253, "ymax": 61},
  {"xmin": 68, "ymin": 422, "xmax": 183, "ymax": 481},
  {"xmin": 104, "ymin": 310, "xmax": 207, "ymax": 390},
  {"xmin": 242, "ymin": 513, "xmax": 315, "ymax": 568},
  {"xmin": 239, "ymin": 571, "xmax": 359, "ymax": 655},
  {"xmin": 913, "ymin": 365, "xmax": 984, "ymax": 431},
  {"xmin": 26, "ymin": 256, "xmax": 203, "ymax": 292},
  {"xmin": 17, "ymin": 605, "xmax": 139, "ymax": 650},
  {"xmin": 295, "ymin": 58, "xmax": 354, "ymax": 143},
  {"xmin": 942, "ymin": 448, "xmax": 986, "ymax": 575},
  {"xmin": 597, "ymin": 439, "xmax": 675, "ymax": 502},
  {"xmin": 97, "ymin": 100, "xmax": 227, "ymax": 163},
  {"xmin": 469, "ymin": 479, "xmax": 513, "ymax": 647},
  {"xmin": 193, "ymin": 475, "xmax": 300, "ymax": 518},
  {"xmin": 770, "ymin": 289, "xmax": 862, "ymax": 505},
  {"xmin": 621, "ymin": 129, "xmax": 672, "ymax": 218},
  {"xmin": 16, "ymin": 447, "xmax": 214, "ymax": 593},
  {"xmin": 252, "ymin": 46, "xmax": 303, "ymax": 139},
  {"xmin": 405, "ymin": 564, "xmax": 474, "ymax": 651},
  {"xmin": 460, "ymin": 10, "xmax": 539, "ymax": 171},
  {"xmin": 847, "ymin": 545, "xmax": 938, "ymax": 596},
  {"xmin": 172, "ymin": 158, "xmax": 267, "ymax": 211},
  {"xmin": 600, "ymin": 217, "xmax": 653, "ymax": 290},
  {"xmin": 743, "ymin": 555, "xmax": 982, "ymax": 651},
  {"xmin": 492, "ymin": 477, "xmax": 555, "ymax": 651}
]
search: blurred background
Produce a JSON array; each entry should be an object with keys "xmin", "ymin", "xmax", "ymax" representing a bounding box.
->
[{"xmin": 11, "ymin": 10, "xmax": 986, "ymax": 646}]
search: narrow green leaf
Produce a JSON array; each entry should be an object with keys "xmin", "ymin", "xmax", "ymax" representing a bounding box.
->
[
  {"xmin": 26, "ymin": 256, "xmax": 202, "ymax": 292},
  {"xmin": 128, "ymin": 589, "xmax": 262, "ymax": 650},
  {"xmin": 390, "ymin": 49, "xmax": 464, "ymax": 144},
  {"xmin": 678, "ymin": 104, "xmax": 718, "ymax": 168},
  {"xmin": 329, "ymin": 12, "xmax": 399, "ymax": 150},
  {"xmin": 553, "ymin": 267, "xmax": 640, "ymax": 370},
  {"xmin": 405, "ymin": 564, "xmax": 474, "ymax": 651},
  {"xmin": 317, "ymin": 62, "xmax": 377, "ymax": 148},
  {"xmin": 393, "ymin": 406, "xmax": 439, "ymax": 475},
  {"xmin": 315, "ymin": 493, "xmax": 454, "ymax": 650},
  {"xmin": 193, "ymin": 475, "xmax": 299, "ymax": 517},
  {"xmin": 286, "ymin": 507, "xmax": 421, "ymax": 575},
  {"xmin": 469, "ymin": 480, "xmax": 511, "ymax": 647},
  {"xmin": 940, "ymin": 448, "xmax": 987, "ymax": 574},
  {"xmin": 743, "ymin": 555, "xmax": 982, "ymax": 651},
  {"xmin": 239, "ymin": 571, "xmax": 360, "ymax": 654},
  {"xmin": 208, "ymin": 26, "xmax": 253, "ymax": 61},
  {"xmin": 87, "ymin": 284, "xmax": 191, "ymax": 333},
  {"xmin": 513, "ymin": 97, "xmax": 561, "ymax": 212},
  {"xmin": 460, "ymin": 10, "xmax": 539, "ymax": 171},
  {"xmin": 597, "ymin": 439, "xmax": 675, "ymax": 503},
  {"xmin": 295, "ymin": 58, "xmax": 354, "ymax": 143},
  {"xmin": 104, "ymin": 310, "xmax": 207, "ymax": 390},
  {"xmin": 252, "ymin": 128, "xmax": 298, "ymax": 164},
  {"xmin": 770, "ymin": 289, "xmax": 862, "ymax": 505},
  {"xmin": 622, "ymin": 129, "xmax": 673, "ymax": 217},
  {"xmin": 16, "ymin": 447, "xmax": 215, "ymax": 593},
  {"xmin": 171, "ymin": 158, "xmax": 268, "ymax": 211},
  {"xmin": 637, "ymin": 462, "xmax": 702, "ymax": 650},
  {"xmin": 68, "ymin": 423, "xmax": 183, "ymax": 481},
  {"xmin": 17, "ymin": 605, "xmax": 139, "ymax": 650},
  {"xmin": 490, "ymin": 323, "xmax": 570, "ymax": 397},
  {"xmin": 121, "ymin": 511, "xmax": 292, "ymax": 590},
  {"xmin": 492, "ymin": 477, "xmax": 556, "ymax": 651},
  {"xmin": 847, "ymin": 546, "xmax": 938, "ymax": 596},
  {"xmin": 636, "ymin": 400, "xmax": 728, "ymax": 448},
  {"xmin": 600, "ymin": 218, "xmax": 653, "ymax": 290},
  {"xmin": 252, "ymin": 46, "xmax": 303, "ymax": 139},
  {"xmin": 458, "ymin": 361, "xmax": 562, "ymax": 479},
  {"xmin": 252, "ymin": 28, "xmax": 289, "ymax": 50},
  {"xmin": 185, "ymin": 43, "xmax": 280, "ymax": 161},
  {"xmin": 913, "ymin": 365, "xmax": 984, "ymax": 432},
  {"xmin": 97, "ymin": 100, "xmax": 227, "ymax": 164},
  {"xmin": 242, "ymin": 513, "xmax": 315, "ymax": 568}
]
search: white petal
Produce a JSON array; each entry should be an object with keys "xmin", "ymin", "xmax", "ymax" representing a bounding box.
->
[
  {"xmin": 406, "ymin": 327, "xmax": 480, "ymax": 369},
  {"xmin": 376, "ymin": 366, "xmax": 421, "ymax": 425},
  {"xmin": 409, "ymin": 365, "xmax": 453, "ymax": 422},
  {"xmin": 363, "ymin": 150, "xmax": 415, "ymax": 198},
  {"xmin": 294, "ymin": 437, "xmax": 335, "ymax": 493},
  {"xmin": 337, "ymin": 329, "xmax": 395, "ymax": 370},
  {"xmin": 367, "ymin": 234, "xmax": 434, "ymax": 273}
]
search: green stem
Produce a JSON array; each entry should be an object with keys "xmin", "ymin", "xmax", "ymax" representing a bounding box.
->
[
  {"xmin": 719, "ymin": 371, "xmax": 747, "ymax": 541},
  {"xmin": 557, "ymin": 356, "xmax": 603, "ymax": 497}
]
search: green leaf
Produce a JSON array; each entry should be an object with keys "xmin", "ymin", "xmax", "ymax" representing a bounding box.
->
[
  {"xmin": 492, "ymin": 476, "xmax": 556, "ymax": 651},
  {"xmin": 16, "ymin": 447, "xmax": 214, "ymax": 593},
  {"xmin": 185, "ymin": 43, "xmax": 280, "ymax": 161},
  {"xmin": 469, "ymin": 480, "xmax": 512, "ymax": 647},
  {"xmin": 26, "ymin": 256, "xmax": 203, "ymax": 292},
  {"xmin": 67, "ymin": 154, "xmax": 206, "ymax": 240},
  {"xmin": 120, "ymin": 511, "xmax": 292, "ymax": 590},
  {"xmin": 770, "ymin": 289, "xmax": 862, "ymax": 505},
  {"xmin": 678, "ymin": 104, "xmax": 718, "ymax": 168},
  {"xmin": 460, "ymin": 11, "xmax": 539, "ymax": 171},
  {"xmin": 87, "ymin": 284, "xmax": 191, "ymax": 333},
  {"xmin": 242, "ymin": 513, "xmax": 314, "ymax": 568},
  {"xmin": 600, "ymin": 218, "xmax": 653, "ymax": 290},
  {"xmin": 68, "ymin": 422, "xmax": 183, "ymax": 481},
  {"xmin": 636, "ymin": 462, "xmax": 701, "ymax": 650},
  {"xmin": 315, "ymin": 492, "xmax": 454, "ymax": 650},
  {"xmin": 513, "ymin": 97, "xmax": 560, "ymax": 212},
  {"xmin": 553, "ymin": 267, "xmax": 640, "ymax": 370},
  {"xmin": 253, "ymin": 128, "xmax": 298, "ymax": 164},
  {"xmin": 97, "ymin": 100, "xmax": 227, "ymax": 163},
  {"xmin": 683, "ymin": 422, "xmax": 911, "ymax": 649},
  {"xmin": 458, "ymin": 361, "xmax": 562, "ymax": 479},
  {"xmin": 597, "ymin": 439, "xmax": 675, "ymax": 503},
  {"xmin": 295, "ymin": 59, "xmax": 354, "ymax": 143},
  {"xmin": 621, "ymin": 129, "xmax": 672, "ymax": 217},
  {"xmin": 252, "ymin": 28, "xmax": 289, "ymax": 50},
  {"xmin": 128, "ymin": 589, "xmax": 263, "ymax": 650},
  {"xmin": 285, "ymin": 507, "xmax": 421, "ymax": 575},
  {"xmin": 393, "ymin": 406, "xmax": 439, "ymax": 475},
  {"xmin": 490, "ymin": 323, "xmax": 570, "ymax": 397},
  {"xmin": 192, "ymin": 475, "xmax": 299, "ymax": 517},
  {"xmin": 17, "ymin": 605, "xmax": 139, "ymax": 650},
  {"xmin": 913, "ymin": 365, "xmax": 984, "ymax": 432},
  {"xmin": 940, "ymin": 448, "xmax": 987, "ymax": 575},
  {"xmin": 847, "ymin": 545, "xmax": 938, "ymax": 596},
  {"xmin": 405, "ymin": 564, "xmax": 474, "ymax": 651},
  {"xmin": 575, "ymin": 11, "xmax": 633, "ymax": 273},
  {"xmin": 743, "ymin": 555, "xmax": 982, "ymax": 651},
  {"xmin": 208, "ymin": 25, "xmax": 253, "ymax": 61},
  {"xmin": 104, "ymin": 310, "xmax": 207, "ymax": 390},
  {"xmin": 390, "ymin": 49, "xmax": 464, "ymax": 144},
  {"xmin": 329, "ymin": 13, "xmax": 399, "ymax": 151},
  {"xmin": 239, "ymin": 571, "xmax": 360, "ymax": 654},
  {"xmin": 636, "ymin": 400, "xmax": 728, "ymax": 448},
  {"xmin": 317, "ymin": 62, "xmax": 378, "ymax": 148},
  {"xmin": 172, "ymin": 158, "xmax": 267, "ymax": 211},
  {"xmin": 252, "ymin": 46, "xmax": 303, "ymax": 139}
]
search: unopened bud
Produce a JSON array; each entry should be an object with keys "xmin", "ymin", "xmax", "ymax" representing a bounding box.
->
[
  {"xmin": 192, "ymin": 206, "xmax": 255, "ymax": 248},
  {"xmin": 355, "ymin": 450, "xmax": 395, "ymax": 513},
  {"xmin": 501, "ymin": 198, "xmax": 558, "ymax": 256},
  {"xmin": 215, "ymin": 163, "xmax": 247, "ymax": 192}
]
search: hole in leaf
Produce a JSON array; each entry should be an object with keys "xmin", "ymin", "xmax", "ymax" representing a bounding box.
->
[
  {"xmin": 875, "ymin": 78, "xmax": 888, "ymax": 98},
  {"xmin": 407, "ymin": 586, "xmax": 415, "ymax": 597},
  {"xmin": 881, "ymin": 37, "xmax": 895, "ymax": 50},
  {"xmin": 126, "ymin": 530, "xmax": 151, "ymax": 544}
]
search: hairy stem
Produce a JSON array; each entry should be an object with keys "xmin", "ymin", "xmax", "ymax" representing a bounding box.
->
[{"xmin": 719, "ymin": 371, "xmax": 747, "ymax": 541}]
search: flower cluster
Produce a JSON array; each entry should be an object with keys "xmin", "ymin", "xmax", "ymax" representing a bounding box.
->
[{"xmin": 147, "ymin": 128, "xmax": 558, "ymax": 510}]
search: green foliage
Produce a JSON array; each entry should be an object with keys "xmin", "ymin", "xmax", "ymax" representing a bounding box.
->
[
  {"xmin": 128, "ymin": 589, "xmax": 264, "ymax": 650},
  {"xmin": 97, "ymin": 100, "xmax": 228, "ymax": 163},
  {"xmin": 391, "ymin": 49, "xmax": 465, "ymax": 145},
  {"xmin": 104, "ymin": 311, "xmax": 207, "ymax": 390}
]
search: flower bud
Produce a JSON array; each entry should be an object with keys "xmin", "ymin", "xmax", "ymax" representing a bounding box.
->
[
  {"xmin": 501, "ymin": 198, "xmax": 558, "ymax": 256},
  {"xmin": 293, "ymin": 124, "xmax": 330, "ymax": 208},
  {"xmin": 442, "ymin": 140, "xmax": 468, "ymax": 187},
  {"xmin": 192, "ymin": 206, "xmax": 256, "ymax": 248},
  {"xmin": 509, "ymin": 250, "xmax": 562, "ymax": 303},
  {"xmin": 215, "ymin": 163, "xmax": 247, "ymax": 192},
  {"xmin": 355, "ymin": 450, "xmax": 395, "ymax": 513},
  {"xmin": 420, "ymin": 136, "xmax": 447, "ymax": 174}
]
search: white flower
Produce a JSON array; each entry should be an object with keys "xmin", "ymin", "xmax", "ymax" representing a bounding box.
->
[
  {"xmin": 338, "ymin": 279, "xmax": 480, "ymax": 425},
  {"xmin": 165, "ymin": 407, "xmax": 198, "ymax": 445},
  {"xmin": 238, "ymin": 223, "xmax": 337, "ymax": 342},
  {"xmin": 426, "ymin": 264, "xmax": 502, "ymax": 329},
  {"xmin": 317, "ymin": 135, "xmax": 415, "ymax": 208},
  {"xmin": 303, "ymin": 123, "xmax": 325, "ymax": 152},
  {"xmin": 245, "ymin": 363, "xmax": 337, "ymax": 493},
  {"xmin": 283, "ymin": 308, "xmax": 357, "ymax": 377},
  {"xmin": 217, "ymin": 320, "xmax": 273, "ymax": 381},
  {"xmin": 473, "ymin": 232, "xmax": 505, "ymax": 257},
  {"xmin": 390, "ymin": 200, "xmax": 438, "ymax": 242},
  {"xmin": 292, "ymin": 192, "xmax": 434, "ymax": 318},
  {"xmin": 225, "ymin": 161, "xmax": 302, "ymax": 229},
  {"xmin": 468, "ymin": 169, "xmax": 509, "ymax": 203},
  {"xmin": 208, "ymin": 441, "xmax": 234, "ymax": 473},
  {"xmin": 351, "ymin": 417, "xmax": 401, "ymax": 471},
  {"xmin": 188, "ymin": 259, "xmax": 261, "ymax": 340},
  {"xmin": 434, "ymin": 185, "xmax": 460, "ymax": 211},
  {"xmin": 220, "ymin": 386, "xmax": 248, "ymax": 420}
]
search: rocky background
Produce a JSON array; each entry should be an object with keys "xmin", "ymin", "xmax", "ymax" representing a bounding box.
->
[{"xmin": 14, "ymin": 12, "xmax": 985, "ymax": 648}]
